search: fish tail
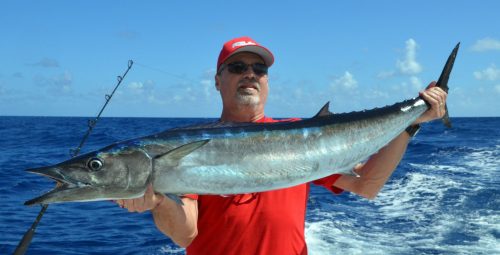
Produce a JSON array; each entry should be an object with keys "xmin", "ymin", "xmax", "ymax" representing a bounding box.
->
[{"xmin": 435, "ymin": 42, "xmax": 460, "ymax": 128}]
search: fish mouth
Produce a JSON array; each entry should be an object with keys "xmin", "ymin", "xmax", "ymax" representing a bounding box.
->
[{"xmin": 24, "ymin": 166, "xmax": 91, "ymax": 206}]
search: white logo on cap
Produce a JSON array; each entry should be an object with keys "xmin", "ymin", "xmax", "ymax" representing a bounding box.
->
[{"xmin": 232, "ymin": 41, "xmax": 257, "ymax": 48}]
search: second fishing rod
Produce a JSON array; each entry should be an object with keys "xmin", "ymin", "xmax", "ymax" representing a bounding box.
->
[{"xmin": 13, "ymin": 60, "xmax": 134, "ymax": 255}]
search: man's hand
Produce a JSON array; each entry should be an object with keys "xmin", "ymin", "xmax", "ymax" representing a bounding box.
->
[
  {"xmin": 116, "ymin": 184, "xmax": 165, "ymax": 213},
  {"xmin": 413, "ymin": 81, "xmax": 448, "ymax": 125}
]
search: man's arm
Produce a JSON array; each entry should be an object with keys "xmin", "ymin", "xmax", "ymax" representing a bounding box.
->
[
  {"xmin": 334, "ymin": 82, "xmax": 448, "ymax": 199},
  {"xmin": 151, "ymin": 196, "xmax": 198, "ymax": 247},
  {"xmin": 116, "ymin": 185, "xmax": 198, "ymax": 248},
  {"xmin": 334, "ymin": 131, "xmax": 411, "ymax": 199}
]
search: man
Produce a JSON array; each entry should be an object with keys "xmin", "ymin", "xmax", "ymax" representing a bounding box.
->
[{"xmin": 116, "ymin": 36, "xmax": 448, "ymax": 254}]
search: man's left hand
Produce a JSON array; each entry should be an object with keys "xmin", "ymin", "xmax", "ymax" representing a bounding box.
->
[
  {"xmin": 116, "ymin": 184, "xmax": 165, "ymax": 213},
  {"xmin": 413, "ymin": 81, "xmax": 448, "ymax": 124}
]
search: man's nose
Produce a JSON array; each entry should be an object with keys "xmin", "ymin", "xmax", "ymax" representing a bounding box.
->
[{"xmin": 242, "ymin": 65, "xmax": 256, "ymax": 78}]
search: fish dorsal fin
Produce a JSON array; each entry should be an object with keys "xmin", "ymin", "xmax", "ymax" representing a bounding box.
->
[
  {"xmin": 313, "ymin": 102, "xmax": 333, "ymax": 118},
  {"xmin": 155, "ymin": 139, "xmax": 210, "ymax": 165}
]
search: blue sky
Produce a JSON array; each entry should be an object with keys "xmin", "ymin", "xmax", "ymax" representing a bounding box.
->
[{"xmin": 1, "ymin": 1, "xmax": 499, "ymax": 117}]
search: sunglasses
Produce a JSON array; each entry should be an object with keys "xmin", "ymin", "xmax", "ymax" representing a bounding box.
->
[{"xmin": 219, "ymin": 61, "xmax": 268, "ymax": 76}]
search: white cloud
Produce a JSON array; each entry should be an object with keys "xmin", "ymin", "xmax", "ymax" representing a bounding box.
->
[
  {"xmin": 54, "ymin": 71, "xmax": 72, "ymax": 92},
  {"xmin": 396, "ymin": 39, "xmax": 422, "ymax": 75},
  {"xmin": 146, "ymin": 94, "xmax": 168, "ymax": 105},
  {"xmin": 293, "ymin": 87, "xmax": 305, "ymax": 100},
  {"xmin": 124, "ymin": 74, "xmax": 218, "ymax": 107},
  {"xmin": 173, "ymin": 94, "xmax": 183, "ymax": 102},
  {"xmin": 495, "ymin": 84, "xmax": 500, "ymax": 94},
  {"xmin": 201, "ymin": 79, "xmax": 214, "ymax": 99},
  {"xmin": 332, "ymin": 71, "xmax": 358, "ymax": 90},
  {"xmin": 473, "ymin": 64, "xmax": 500, "ymax": 81},
  {"xmin": 128, "ymin": 81, "xmax": 144, "ymax": 93},
  {"xmin": 124, "ymin": 80, "xmax": 173, "ymax": 104},
  {"xmin": 409, "ymin": 76, "xmax": 423, "ymax": 90},
  {"xmin": 128, "ymin": 81, "xmax": 143, "ymax": 90},
  {"xmin": 31, "ymin": 58, "xmax": 60, "ymax": 68},
  {"xmin": 377, "ymin": 70, "xmax": 395, "ymax": 79},
  {"xmin": 471, "ymin": 38, "xmax": 500, "ymax": 52},
  {"xmin": 127, "ymin": 80, "xmax": 156, "ymax": 97},
  {"xmin": 387, "ymin": 78, "xmax": 424, "ymax": 99},
  {"xmin": 363, "ymin": 88, "xmax": 389, "ymax": 99},
  {"xmin": 34, "ymin": 71, "xmax": 72, "ymax": 93}
]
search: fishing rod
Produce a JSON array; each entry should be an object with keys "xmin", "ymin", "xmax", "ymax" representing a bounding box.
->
[{"xmin": 13, "ymin": 60, "xmax": 134, "ymax": 255}]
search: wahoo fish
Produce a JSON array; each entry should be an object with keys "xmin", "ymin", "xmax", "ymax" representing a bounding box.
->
[{"xmin": 25, "ymin": 43, "xmax": 459, "ymax": 206}]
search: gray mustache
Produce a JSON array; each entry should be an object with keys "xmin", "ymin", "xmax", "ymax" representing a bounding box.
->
[{"xmin": 238, "ymin": 79, "xmax": 260, "ymax": 91}]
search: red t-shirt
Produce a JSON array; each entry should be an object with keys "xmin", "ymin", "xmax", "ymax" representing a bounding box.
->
[{"xmin": 184, "ymin": 117, "xmax": 343, "ymax": 255}]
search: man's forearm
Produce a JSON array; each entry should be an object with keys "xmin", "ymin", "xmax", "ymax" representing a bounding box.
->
[
  {"xmin": 151, "ymin": 197, "xmax": 198, "ymax": 248},
  {"xmin": 335, "ymin": 131, "xmax": 411, "ymax": 199}
]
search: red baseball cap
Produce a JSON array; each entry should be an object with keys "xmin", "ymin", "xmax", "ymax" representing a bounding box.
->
[{"xmin": 217, "ymin": 36, "xmax": 274, "ymax": 71}]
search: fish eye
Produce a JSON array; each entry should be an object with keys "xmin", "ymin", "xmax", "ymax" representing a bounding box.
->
[{"xmin": 87, "ymin": 158, "xmax": 103, "ymax": 171}]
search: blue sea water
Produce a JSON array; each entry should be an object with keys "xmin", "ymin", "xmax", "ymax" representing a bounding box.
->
[{"xmin": 0, "ymin": 116, "xmax": 498, "ymax": 255}]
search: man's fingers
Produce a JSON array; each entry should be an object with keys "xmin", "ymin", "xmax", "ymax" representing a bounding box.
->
[
  {"xmin": 132, "ymin": 199, "xmax": 138, "ymax": 212},
  {"xmin": 116, "ymin": 199, "xmax": 125, "ymax": 208},
  {"xmin": 426, "ymin": 90, "xmax": 442, "ymax": 104},
  {"xmin": 420, "ymin": 91, "xmax": 443, "ymax": 118},
  {"xmin": 429, "ymin": 87, "xmax": 446, "ymax": 102},
  {"xmin": 133, "ymin": 197, "xmax": 148, "ymax": 213},
  {"xmin": 124, "ymin": 199, "xmax": 135, "ymax": 212},
  {"xmin": 117, "ymin": 186, "xmax": 160, "ymax": 213},
  {"xmin": 426, "ymin": 81, "xmax": 437, "ymax": 89},
  {"xmin": 415, "ymin": 82, "xmax": 449, "ymax": 124},
  {"xmin": 426, "ymin": 88, "xmax": 447, "ymax": 116},
  {"xmin": 426, "ymin": 91, "xmax": 443, "ymax": 116},
  {"xmin": 421, "ymin": 91, "xmax": 439, "ymax": 106}
]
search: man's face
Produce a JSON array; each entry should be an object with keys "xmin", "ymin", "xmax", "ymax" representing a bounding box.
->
[{"xmin": 215, "ymin": 52, "xmax": 269, "ymax": 111}]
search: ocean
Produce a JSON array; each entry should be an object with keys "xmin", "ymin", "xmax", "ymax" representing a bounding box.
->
[{"xmin": 1, "ymin": 116, "xmax": 498, "ymax": 255}]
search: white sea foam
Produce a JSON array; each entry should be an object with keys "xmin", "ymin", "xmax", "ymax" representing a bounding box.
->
[
  {"xmin": 158, "ymin": 245, "xmax": 185, "ymax": 254},
  {"xmin": 462, "ymin": 149, "xmax": 500, "ymax": 175},
  {"xmin": 305, "ymin": 209, "xmax": 412, "ymax": 255},
  {"xmin": 305, "ymin": 145, "xmax": 500, "ymax": 255}
]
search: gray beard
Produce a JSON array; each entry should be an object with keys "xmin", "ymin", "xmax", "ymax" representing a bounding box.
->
[
  {"xmin": 235, "ymin": 92, "xmax": 260, "ymax": 107},
  {"xmin": 235, "ymin": 78, "xmax": 261, "ymax": 106}
]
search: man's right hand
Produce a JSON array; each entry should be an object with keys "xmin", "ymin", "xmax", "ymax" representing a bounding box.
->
[{"xmin": 116, "ymin": 185, "xmax": 199, "ymax": 247}]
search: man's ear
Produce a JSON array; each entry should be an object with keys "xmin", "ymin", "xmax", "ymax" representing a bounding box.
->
[{"xmin": 215, "ymin": 75, "xmax": 221, "ymax": 91}]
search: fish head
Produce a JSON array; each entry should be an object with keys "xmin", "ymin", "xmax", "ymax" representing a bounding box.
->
[{"xmin": 25, "ymin": 146, "xmax": 153, "ymax": 205}]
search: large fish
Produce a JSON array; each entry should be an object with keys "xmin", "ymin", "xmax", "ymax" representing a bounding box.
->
[{"xmin": 25, "ymin": 43, "xmax": 459, "ymax": 206}]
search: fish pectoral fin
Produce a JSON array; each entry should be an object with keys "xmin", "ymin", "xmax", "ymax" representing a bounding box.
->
[
  {"xmin": 313, "ymin": 102, "xmax": 334, "ymax": 118},
  {"xmin": 155, "ymin": 139, "xmax": 210, "ymax": 165},
  {"xmin": 161, "ymin": 139, "xmax": 210, "ymax": 160},
  {"xmin": 165, "ymin": 194, "xmax": 184, "ymax": 205}
]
